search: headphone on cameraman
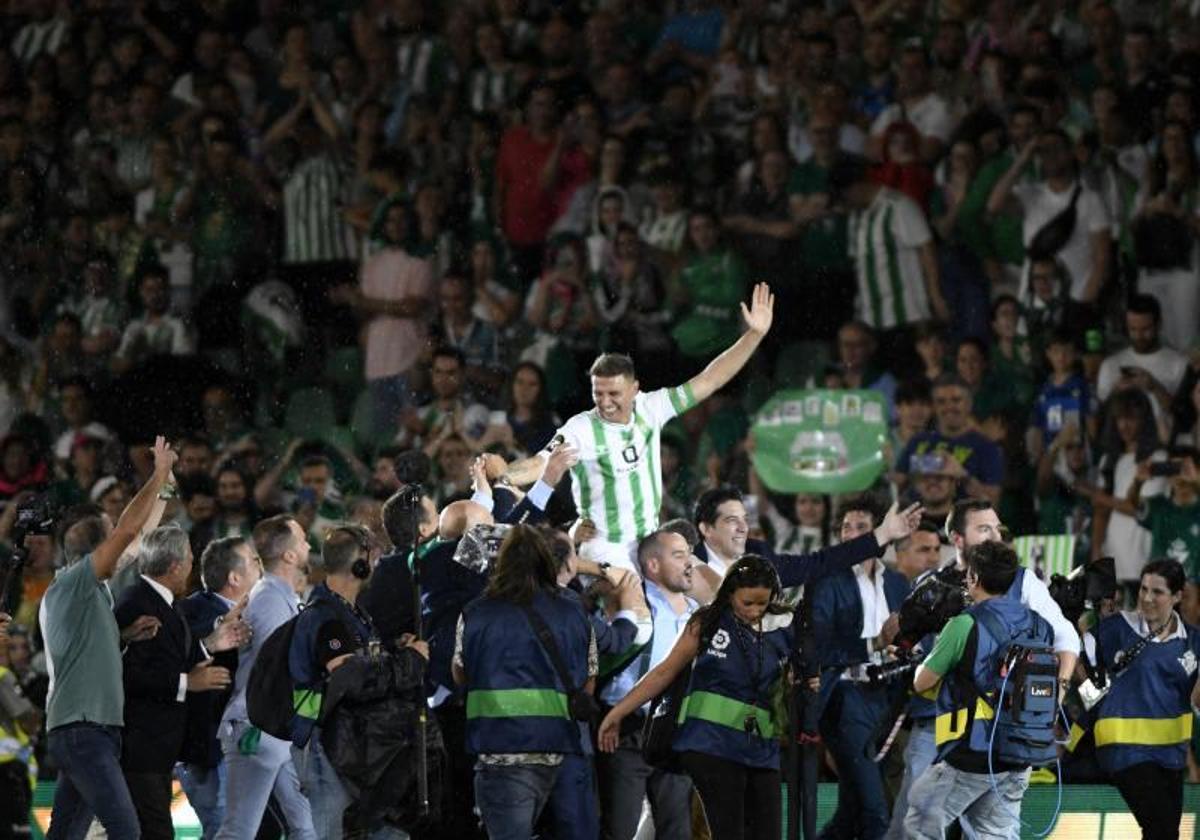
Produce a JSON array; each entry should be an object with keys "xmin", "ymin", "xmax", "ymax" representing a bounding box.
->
[{"xmin": 328, "ymin": 525, "xmax": 373, "ymax": 580}]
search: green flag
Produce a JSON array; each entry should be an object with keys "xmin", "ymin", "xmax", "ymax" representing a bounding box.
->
[{"xmin": 750, "ymin": 389, "xmax": 888, "ymax": 494}]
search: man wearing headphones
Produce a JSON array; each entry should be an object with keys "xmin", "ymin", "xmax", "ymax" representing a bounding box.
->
[{"xmin": 289, "ymin": 524, "xmax": 428, "ymax": 839}]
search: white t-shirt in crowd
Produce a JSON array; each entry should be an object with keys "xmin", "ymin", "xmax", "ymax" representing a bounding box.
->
[
  {"xmin": 1013, "ymin": 180, "xmax": 1111, "ymax": 301},
  {"xmin": 1096, "ymin": 345, "xmax": 1189, "ymax": 405}
]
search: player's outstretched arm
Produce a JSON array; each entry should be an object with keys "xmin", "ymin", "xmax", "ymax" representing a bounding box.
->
[
  {"xmin": 685, "ymin": 282, "xmax": 774, "ymax": 404},
  {"xmin": 498, "ymin": 452, "xmax": 547, "ymax": 488}
]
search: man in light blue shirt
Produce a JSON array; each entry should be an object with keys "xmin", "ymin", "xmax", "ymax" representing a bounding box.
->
[
  {"xmin": 597, "ymin": 529, "xmax": 697, "ymax": 840},
  {"xmin": 215, "ymin": 515, "xmax": 317, "ymax": 840}
]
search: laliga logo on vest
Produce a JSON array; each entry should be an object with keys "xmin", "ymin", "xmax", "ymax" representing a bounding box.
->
[{"xmin": 708, "ymin": 629, "xmax": 731, "ymax": 659}]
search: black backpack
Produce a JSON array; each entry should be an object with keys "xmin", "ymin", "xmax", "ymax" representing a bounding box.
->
[{"xmin": 247, "ymin": 612, "xmax": 309, "ymax": 741}]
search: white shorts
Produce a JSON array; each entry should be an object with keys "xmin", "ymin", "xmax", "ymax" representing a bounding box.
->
[{"xmin": 578, "ymin": 537, "xmax": 640, "ymax": 574}]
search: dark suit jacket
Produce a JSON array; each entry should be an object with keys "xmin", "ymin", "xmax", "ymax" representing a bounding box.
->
[
  {"xmin": 177, "ymin": 590, "xmax": 236, "ymax": 767},
  {"xmin": 693, "ymin": 532, "xmax": 885, "ymax": 589},
  {"xmin": 114, "ymin": 578, "xmax": 207, "ymax": 773}
]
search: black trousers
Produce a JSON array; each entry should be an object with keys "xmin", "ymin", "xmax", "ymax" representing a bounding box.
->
[
  {"xmin": 1112, "ymin": 762, "xmax": 1184, "ymax": 840},
  {"xmin": 595, "ymin": 724, "xmax": 692, "ymax": 840},
  {"xmin": 122, "ymin": 770, "xmax": 174, "ymax": 840},
  {"xmin": 680, "ymin": 750, "xmax": 780, "ymax": 840}
]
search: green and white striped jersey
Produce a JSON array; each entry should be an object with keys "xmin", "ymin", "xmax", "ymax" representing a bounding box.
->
[
  {"xmin": 848, "ymin": 187, "xmax": 933, "ymax": 330},
  {"xmin": 545, "ymin": 383, "xmax": 698, "ymax": 545}
]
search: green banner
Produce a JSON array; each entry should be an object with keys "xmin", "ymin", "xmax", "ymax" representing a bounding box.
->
[{"xmin": 751, "ymin": 389, "xmax": 888, "ymax": 494}]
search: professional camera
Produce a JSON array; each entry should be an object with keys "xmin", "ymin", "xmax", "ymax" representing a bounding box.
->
[
  {"xmin": 1047, "ymin": 557, "xmax": 1117, "ymax": 626},
  {"xmin": 451, "ymin": 523, "xmax": 512, "ymax": 575},
  {"xmin": 896, "ymin": 566, "xmax": 969, "ymax": 648},
  {"xmin": 11, "ymin": 494, "xmax": 57, "ymax": 546}
]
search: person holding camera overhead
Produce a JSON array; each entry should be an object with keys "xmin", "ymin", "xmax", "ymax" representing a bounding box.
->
[
  {"xmin": 597, "ymin": 554, "xmax": 804, "ymax": 840},
  {"xmin": 452, "ymin": 524, "xmax": 596, "ymax": 839},
  {"xmin": 1082, "ymin": 559, "xmax": 1200, "ymax": 840}
]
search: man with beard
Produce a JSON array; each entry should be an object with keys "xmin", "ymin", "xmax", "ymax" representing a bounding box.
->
[
  {"xmin": 112, "ymin": 264, "xmax": 194, "ymax": 374},
  {"xmin": 869, "ymin": 44, "xmax": 956, "ymax": 164},
  {"xmin": 365, "ymin": 447, "xmax": 405, "ymax": 500},
  {"xmin": 1096, "ymin": 294, "xmax": 1188, "ymax": 418}
]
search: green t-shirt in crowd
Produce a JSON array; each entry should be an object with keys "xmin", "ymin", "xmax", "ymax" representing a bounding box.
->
[
  {"xmin": 787, "ymin": 162, "xmax": 851, "ymax": 271},
  {"xmin": 43, "ymin": 556, "xmax": 125, "ymax": 730},
  {"xmin": 1139, "ymin": 496, "xmax": 1200, "ymax": 581},
  {"xmin": 671, "ymin": 249, "xmax": 746, "ymax": 359},
  {"xmin": 959, "ymin": 151, "xmax": 1030, "ymax": 266}
]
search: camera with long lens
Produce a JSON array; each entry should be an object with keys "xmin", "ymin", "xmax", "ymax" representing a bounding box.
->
[
  {"xmin": 1047, "ymin": 557, "xmax": 1117, "ymax": 626},
  {"xmin": 866, "ymin": 566, "xmax": 969, "ymax": 686}
]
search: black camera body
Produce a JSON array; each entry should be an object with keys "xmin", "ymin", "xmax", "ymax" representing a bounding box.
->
[
  {"xmin": 896, "ymin": 566, "xmax": 969, "ymax": 649},
  {"xmin": 1047, "ymin": 557, "xmax": 1117, "ymax": 625}
]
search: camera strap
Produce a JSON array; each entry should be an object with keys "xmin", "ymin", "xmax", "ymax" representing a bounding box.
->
[{"xmin": 520, "ymin": 603, "xmax": 586, "ymax": 698}]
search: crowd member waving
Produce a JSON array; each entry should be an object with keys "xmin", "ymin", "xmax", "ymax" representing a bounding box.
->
[{"xmin": 598, "ymin": 554, "xmax": 806, "ymax": 840}]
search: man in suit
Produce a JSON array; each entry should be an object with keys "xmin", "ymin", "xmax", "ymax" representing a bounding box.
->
[
  {"xmin": 114, "ymin": 525, "xmax": 251, "ymax": 840},
  {"xmin": 176, "ymin": 536, "xmax": 263, "ymax": 840},
  {"xmin": 691, "ymin": 485, "xmax": 923, "ymax": 591}
]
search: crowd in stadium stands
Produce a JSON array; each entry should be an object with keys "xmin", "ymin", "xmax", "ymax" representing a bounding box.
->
[{"xmin": 1, "ymin": 0, "xmax": 1200, "ymax": 838}]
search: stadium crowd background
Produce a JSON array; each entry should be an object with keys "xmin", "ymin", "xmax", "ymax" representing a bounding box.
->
[{"xmin": 1, "ymin": 0, "xmax": 1200, "ymax": 834}]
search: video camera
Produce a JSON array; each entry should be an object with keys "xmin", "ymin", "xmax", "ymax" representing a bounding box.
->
[
  {"xmin": 1047, "ymin": 557, "xmax": 1117, "ymax": 626},
  {"xmin": 2, "ymin": 493, "xmax": 58, "ymax": 608},
  {"xmin": 866, "ymin": 566, "xmax": 968, "ymax": 685}
]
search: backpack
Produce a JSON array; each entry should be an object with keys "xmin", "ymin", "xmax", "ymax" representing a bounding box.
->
[
  {"xmin": 973, "ymin": 609, "xmax": 1059, "ymax": 768},
  {"xmin": 247, "ymin": 613, "xmax": 308, "ymax": 741}
]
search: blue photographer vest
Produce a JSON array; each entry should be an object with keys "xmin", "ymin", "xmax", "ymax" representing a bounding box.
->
[
  {"xmin": 673, "ymin": 609, "xmax": 793, "ymax": 769},
  {"xmin": 1092, "ymin": 611, "xmax": 1200, "ymax": 774},
  {"xmin": 462, "ymin": 590, "xmax": 591, "ymax": 755},
  {"xmin": 933, "ymin": 596, "xmax": 1050, "ymax": 759}
]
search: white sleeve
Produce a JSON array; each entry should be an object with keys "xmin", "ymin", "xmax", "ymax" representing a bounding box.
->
[
  {"xmin": 641, "ymin": 384, "xmax": 700, "ymax": 427},
  {"xmin": 540, "ymin": 416, "xmax": 584, "ymax": 458},
  {"xmin": 1022, "ymin": 571, "xmax": 1081, "ymax": 655},
  {"xmin": 894, "ymin": 196, "xmax": 933, "ymax": 247},
  {"xmin": 1095, "ymin": 357, "xmax": 1119, "ymax": 403},
  {"xmin": 1081, "ymin": 188, "xmax": 1112, "ymax": 234}
]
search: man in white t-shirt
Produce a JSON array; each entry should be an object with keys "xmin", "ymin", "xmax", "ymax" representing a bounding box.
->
[
  {"xmin": 1096, "ymin": 294, "xmax": 1188, "ymax": 417},
  {"xmin": 869, "ymin": 44, "xmax": 957, "ymax": 163},
  {"xmin": 496, "ymin": 283, "xmax": 775, "ymax": 571},
  {"xmin": 987, "ymin": 129, "xmax": 1112, "ymax": 303}
]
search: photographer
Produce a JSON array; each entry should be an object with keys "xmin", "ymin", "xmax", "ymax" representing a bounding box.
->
[
  {"xmin": 905, "ymin": 541, "xmax": 1055, "ymax": 839},
  {"xmin": 42, "ymin": 436, "xmax": 175, "ymax": 840},
  {"xmin": 452, "ymin": 525, "xmax": 596, "ymax": 839},
  {"xmin": 290, "ymin": 523, "xmax": 428, "ymax": 839},
  {"xmin": 1084, "ymin": 559, "xmax": 1200, "ymax": 840}
]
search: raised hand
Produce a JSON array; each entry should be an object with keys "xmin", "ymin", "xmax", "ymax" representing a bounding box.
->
[
  {"xmin": 542, "ymin": 445, "xmax": 580, "ymax": 487},
  {"xmin": 206, "ymin": 613, "xmax": 252, "ymax": 653},
  {"xmin": 151, "ymin": 435, "xmax": 178, "ymax": 477},
  {"xmin": 741, "ymin": 282, "xmax": 774, "ymax": 337},
  {"xmin": 877, "ymin": 501, "xmax": 925, "ymax": 545}
]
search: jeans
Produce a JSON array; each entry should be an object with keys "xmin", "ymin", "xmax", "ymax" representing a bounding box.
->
[
  {"xmin": 904, "ymin": 761, "xmax": 1030, "ymax": 840},
  {"xmin": 885, "ymin": 719, "xmax": 937, "ymax": 839},
  {"xmin": 176, "ymin": 761, "xmax": 226, "ymax": 840},
  {"xmin": 214, "ymin": 721, "xmax": 315, "ymax": 840},
  {"xmin": 293, "ymin": 732, "xmax": 408, "ymax": 840},
  {"xmin": 596, "ymin": 728, "xmax": 691, "ymax": 840},
  {"xmin": 545, "ymin": 752, "xmax": 598, "ymax": 840},
  {"xmin": 46, "ymin": 724, "xmax": 141, "ymax": 840},
  {"xmin": 474, "ymin": 762, "xmax": 560, "ymax": 840},
  {"xmin": 821, "ymin": 683, "xmax": 890, "ymax": 840}
]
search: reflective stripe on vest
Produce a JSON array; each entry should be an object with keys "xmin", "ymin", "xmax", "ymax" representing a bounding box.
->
[
  {"xmin": 294, "ymin": 689, "xmax": 321, "ymax": 721},
  {"xmin": 466, "ymin": 688, "xmax": 570, "ymax": 720},
  {"xmin": 1094, "ymin": 712, "xmax": 1193, "ymax": 748},
  {"xmin": 934, "ymin": 696, "xmax": 994, "ymax": 746},
  {"xmin": 677, "ymin": 690, "xmax": 777, "ymax": 739},
  {"xmin": 1066, "ymin": 722, "xmax": 1086, "ymax": 753}
]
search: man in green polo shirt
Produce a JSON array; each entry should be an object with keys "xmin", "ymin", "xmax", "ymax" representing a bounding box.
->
[{"xmin": 42, "ymin": 435, "xmax": 177, "ymax": 840}]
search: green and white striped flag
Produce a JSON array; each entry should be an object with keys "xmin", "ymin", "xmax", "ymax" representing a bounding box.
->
[{"xmin": 1013, "ymin": 535, "xmax": 1076, "ymax": 580}]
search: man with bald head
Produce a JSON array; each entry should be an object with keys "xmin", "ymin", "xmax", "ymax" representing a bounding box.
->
[{"xmin": 596, "ymin": 529, "xmax": 698, "ymax": 840}]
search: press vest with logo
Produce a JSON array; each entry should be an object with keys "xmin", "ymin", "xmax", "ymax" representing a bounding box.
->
[
  {"xmin": 932, "ymin": 596, "xmax": 1048, "ymax": 761},
  {"xmin": 289, "ymin": 584, "xmax": 373, "ymax": 747},
  {"xmin": 673, "ymin": 609, "xmax": 794, "ymax": 769},
  {"xmin": 463, "ymin": 590, "xmax": 591, "ymax": 755},
  {"xmin": 1092, "ymin": 611, "xmax": 1200, "ymax": 774}
]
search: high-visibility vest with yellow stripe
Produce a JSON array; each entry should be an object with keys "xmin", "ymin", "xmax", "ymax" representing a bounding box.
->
[
  {"xmin": 1091, "ymin": 611, "xmax": 1200, "ymax": 774},
  {"xmin": 672, "ymin": 610, "xmax": 793, "ymax": 770},
  {"xmin": 462, "ymin": 591, "xmax": 592, "ymax": 755},
  {"xmin": 932, "ymin": 598, "xmax": 1047, "ymax": 759}
]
